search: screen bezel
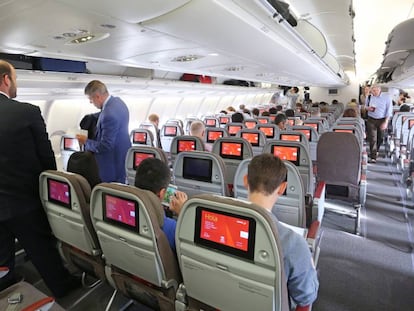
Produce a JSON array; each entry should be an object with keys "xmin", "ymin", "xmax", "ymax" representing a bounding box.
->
[
  {"xmin": 63, "ymin": 137, "xmax": 79, "ymax": 152},
  {"xmin": 207, "ymin": 130, "xmax": 223, "ymax": 143},
  {"xmin": 182, "ymin": 157, "xmax": 213, "ymax": 183},
  {"xmin": 271, "ymin": 145, "xmax": 300, "ymax": 166},
  {"xmin": 219, "ymin": 116, "xmax": 230, "ymax": 125},
  {"xmin": 219, "ymin": 141, "xmax": 244, "ymax": 160},
  {"xmin": 280, "ymin": 134, "xmax": 301, "ymax": 142},
  {"xmin": 102, "ymin": 193, "xmax": 139, "ymax": 231},
  {"xmin": 133, "ymin": 151, "xmax": 155, "ymax": 170},
  {"xmin": 205, "ymin": 119, "xmax": 217, "ymax": 127},
  {"xmin": 47, "ymin": 178, "xmax": 71, "ymax": 209},
  {"xmin": 132, "ymin": 131, "xmax": 147, "ymax": 144},
  {"xmin": 194, "ymin": 206, "xmax": 256, "ymax": 261},
  {"xmin": 258, "ymin": 126, "xmax": 274, "ymax": 138},
  {"xmin": 228, "ymin": 125, "xmax": 242, "ymax": 136}
]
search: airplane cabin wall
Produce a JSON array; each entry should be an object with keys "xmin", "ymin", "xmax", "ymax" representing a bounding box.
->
[{"xmin": 309, "ymin": 80, "xmax": 359, "ymax": 105}]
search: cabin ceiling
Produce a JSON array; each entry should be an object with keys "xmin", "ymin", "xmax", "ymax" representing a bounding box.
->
[{"xmin": 0, "ymin": 0, "xmax": 356, "ymax": 87}]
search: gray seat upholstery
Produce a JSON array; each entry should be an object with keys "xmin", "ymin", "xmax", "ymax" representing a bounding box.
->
[
  {"xmin": 139, "ymin": 122, "xmax": 159, "ymax": 148},
  {"xmin": 125, "ymin": 145, "xmax": 168, "ymax": 185},
  {"xmin": 90, "ymin": 183, "xmax": 181, "ymax": 311},
  {"xmin": 174, "ymin": 194, "xmax": 290, "ymax": 311},
  {"xmin": 170, "ymin": 135, "xmax": 205, "ymax": 167},
  {"xmin": 160, "ymin": 123, "xmax": 184, "ymax": 153},
  {"xmin": 39, "ymin": 170, "xmax": 105, "ymax": 280},
  {"xmin": 173, "ymin": 151, "xmax": 229, "ymax": 197},
  {"xmin": 60, "ymin": 135, "xmax": 81, "ymax": 171}
]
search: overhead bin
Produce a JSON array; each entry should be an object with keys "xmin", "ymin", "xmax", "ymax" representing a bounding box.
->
[{"xmin": 140, "ymin": 0, "xmax": 346, "ymax": 86}]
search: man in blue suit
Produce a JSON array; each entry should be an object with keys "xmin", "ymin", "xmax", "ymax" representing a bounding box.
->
[{"xmin": 77, "ymin": 80, "xmax": 131, "ymax": 183}]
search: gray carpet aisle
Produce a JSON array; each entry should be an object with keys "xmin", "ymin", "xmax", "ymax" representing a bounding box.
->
[{"xmin": 314, "ymin": 156, "xmax": 414, "ymax": 311}]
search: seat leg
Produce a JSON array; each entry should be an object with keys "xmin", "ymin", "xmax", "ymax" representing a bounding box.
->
[
  {"xmin": 105, "ymin": 289, "xmax": 118, "ymax": 311},
  {"xmin": 354, "ymin": 204, "xmax": 361, "ymax": 235}
]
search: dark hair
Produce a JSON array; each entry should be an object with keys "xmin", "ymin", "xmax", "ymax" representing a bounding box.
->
[
  {"xmin": 134, "ymin": 158, "xmax": 170, "ymax": 194},
  {"xmin": 231, "ymin": 112, "xmax": 244, "ymax": 123},
  {"xmin": 67, "ymin": 151, "xmax": 101, "ymax": 188},
  {"xmin": 261, "ymin": 111, "xmax": 270, "ymax": 116},
  {"xmin": 269, "ymin": 107, "xmax": 277, "ymax": 115},
  {"xmin": 400, "ymin": 104, "xmax": 411, "ymax": 112},
  {"xmin": 274, "ymin": 113, "xmax": 287, "ymax": 125},
  {"xmin": 285, "ymin": 109, "xmax": 295, "ymax": 117},
  {"xmin": 252, "ymin": 108, "xmax": 260, "ymax": 116},
  {"xmin": 247, "ymin": 154, "xmax": 287, "ymax": 195},
  {"xmin": 219, "ymin": 110, "xmax": 227, "ymax": 114},
  {"xmin": 276, "ymin": 105, "xmax": 283, "ymax": 111}
]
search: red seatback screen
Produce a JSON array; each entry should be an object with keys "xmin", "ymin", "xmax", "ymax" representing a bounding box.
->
[
  {"xmin": 244, "ymin": 121, "xmax": 256, "ymax": 129},
  {"xmin": 228, "ymin": 125, "xmax": 242, "ymax": 136},
  {"xmin": 63, "ymin": 138, "xmax": 79, "ymax": 151},
  {"xmin": 241, "ymin": 132, "xmax": 259, "ymax": 146},
  {"xmin": 207, "ymin": 131, "xmax": 223, "ymax": 143},
  {"xmin": 259, "ymin": 126, "xmax": 274, "ymax": 138},
  {"xmin": 103, "ymin": 194, "xmax": 138, "ymax": 230},
  {"xmin": 178, "ymin": 140, "xmax": 196, "ymax": 152},
  {"xmin": 47, "ymin": 179, "xmax": 71, "ymax": 208},
  {"xmin": 133, "ymin": 132, "xmax": 147, "ymax": 144},
  {"xmin": 219, "ymin": 116, "xmax": 230, "ymax": 124},
  {"xmin": 334, "ymin": 129, "xmax": 354, "ymax": 133},
  {"xmin": 164, "ymin": 126, "xmax": 177, "ymax": 136},
  {"xmin": 409, "ymin": 119, "xmax": 414, "ymax": 129},
  {"xmin": 306, "ymin": 123, "xmax": 319, "ymax": 132},
  {"xmin": 133, "ymin": 152, "xmax": 155, "ymax": 169},
  {"xmin": 280, "ymin": 134, "xmax": 301, "ymax": 142},
  {"xmin": 205, "ymin": 119, "xmax": 216, "ymax": 126},
  {"xmin": 220, "ymin": 142, "xmax": 243, "ymax": 160},
  {"xmin": 194, "ymin": 207, "xmax": 256, "ymax": 260},
  {"xmin": 257, "ymin": 118, "xmax": 268, "ymax": 124},
  {"xmin": 297, "ymin": 129, "xmax": 311, "ymax": 140}
]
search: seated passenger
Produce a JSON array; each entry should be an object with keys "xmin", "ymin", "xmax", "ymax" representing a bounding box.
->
[
  {"xmin": 252, "ymin": 108, "xmax": 260, "ymax": 117},
  {"xmin": 231, "ymin": 112, "xmax": 244, "ymax": 123},
  {"xmin": 274, "ymin": 113, "xmax": 287, "ymax": 130},
  {"xmin": 285, "ymin": 109, "xmax": 295, "ymax": 117},
  {"xmin": 67, "ymin": 151, "xmax": 101, "ymax": 188},
  {"xmin": 134, "ymin": 158, "xmax": 187, "ymax": 252},
  {"xmin": 245, "ymin": 154, "xmax": 319, "ymax": 307},
  {"xmin": 190, "ymin": 120, "xmax": 212, "ymax": 151},
  {"xmin": 400, "ymin": 104, "xmax": 411, "ymax": 112}
]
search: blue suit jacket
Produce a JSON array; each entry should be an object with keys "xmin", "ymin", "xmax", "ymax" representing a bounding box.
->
[{"xmin": 85, "ymin": 96, "xmax": 131, "ymax": 183}]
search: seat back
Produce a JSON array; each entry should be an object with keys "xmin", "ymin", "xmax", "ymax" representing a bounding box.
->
[
  {"xmin": 184, "ymin": 117, "xmax": 200, "ymax": 135},
  {"xmin": 60, "ymin": 135, "xmax": 81, "ymax": 171},
  {"xmin": 236, "ymin": 129, "xmax": 267, "ymax": 156},
  {"xmin": 173, "ymin": 151, "xmax": 229, "ymax": 197},
  {"xmin": 130, "ymin": 128, "xmax": 154, "ymax": 146},
  {"xmin": 90, "ymin": 183, "xmax": 181, "ymax": 310},
  {"xmin": 278, "ymin": 130, "xmax": 310, "ymax": 150},
  {"xmin": 205, "ymin": 127, "xmax": 229, "ymax": 152},
  {"xmin": 125, "ymin": 146, "xmax": 168, "ymax": 185},
  {"xmin": 257, "ymin": 124, "xmax": 280, "ymax": 139},
  {"xmin": 233, "ymin": 159, "xmax": 306, "ymax": 228},
  {"xmin": 317, "ymin": 132, "xmax": 361, "ymax": 202},
  {"xmin": 218, "ymin": 115, "xmax": 231, "ymax": 127},
  {"xmin": 290, "ymin": 126, "xmax": 319, "ymax": 161},
  {"xmin": 175, "ymin": 194, "xmax": 289, "ymax": 311},
  {"xmin": 139, "ymin": 122, "xmax": 159, "ymax": 147},
  {"xmin": 243, "ymin": 119, "xmax": 258, "ymax": 129},
  {"xmin": 160, "ymin": 123, "xmax": 184, "ymax": 153},
  {"xmin": 170, "ymin": 135, "xmax": 205, "ymax": 167},
  {"xmin": 212, "ymin": 137, "xmax": 254, "ymax": 188},
  {"xmin": 263, "ymin": 140, "xmax": 314, "ymax": 196},
  {"xmin": 203, "ymin": 116, "xmax": 219, "ymax": 128},
  {"xmin": 39, "ymin": 170, "xmax": 105, "ymax": 279},
  {"xmin": 256, "ymin": 116, "xmax": 271, "ymax": 124}
]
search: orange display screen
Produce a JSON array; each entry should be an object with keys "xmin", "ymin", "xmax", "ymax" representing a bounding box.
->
[
  {"xmin": 258, "ymin": 126, "xmax": 274, "ymax": 138},
  {"xmin": 219, "ymin": 116, "xmax": 230, "ymax": 124},
  {"xmin": 133, "ymin": 132, "xmax": 147, "ymax": 144},
  {"xmin": 220, "ymin": 142, "xmax": 243, "ymax": 160},
  {"xmin": 164, "ymin": 126, "xmax": 177, "ymax": 136},
  {"xmin": 205, "ymin": 119, "xmax": 216, "ymax": 126},
  {"xmin": 244, "ymin": 121, "xmax": 256, "ymax": 129},
  {"xmin": 178, "ymin": 140, "xmax": 196, "ymax": 152},
  {"xmin": 297, "ymin": 129, "xmax": 311, "ymax": 140},
  {"xmin": 228, "ymin": 125, "xmax": 242, "ymax": 135},
  {"xmin": 63, "ymin": 138, "xmax": 79, "ymax": 151},
  {"xmin": 280, "ymin": 134, "xmax": 301, "ymax": 142},
  {"xmin": 242, "ymin": 132, "xmax": 259, "ymax": 146},
  {"xmin": 207, "ymin": 131, "xmax": 223, "ymax": 143},
  {"xmin": 334, "ymin": 129, "xmax": 353, "ymax": 133},
  {"xmin": 272, "ymin": 145, "xmax": 300, "ymax": 166},
  {"xmin": 133, "ymin": 152, "xmax": 155, "ymax": 169}
]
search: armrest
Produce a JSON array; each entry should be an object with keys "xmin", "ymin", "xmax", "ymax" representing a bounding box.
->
[
  {"xmin": 0, "ymin": 266, "xmax": 9, "ymax": 278},
  {"xmin": 296, "ymin": 305, "xmax": 311, "ymax": 311},
  {"xmin": 21, "ymin": 297, "xmax": 54, "ymax": 311},
  {"xmin": 307, "ymin": 221, "xmax": 320, "ymax": 240},
  {"xmin": 312, "ymin": 181, "xmax": 326, "ymax": 222}
]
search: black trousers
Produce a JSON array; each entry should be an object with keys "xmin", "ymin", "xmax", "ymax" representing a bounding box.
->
[
  {"xmin": 0, "ymin": 208, "xmax": 73, "ymax": 296},
  {"xmin": 367, "ymin": 117, "xmax": 385, "ymax": 159}
]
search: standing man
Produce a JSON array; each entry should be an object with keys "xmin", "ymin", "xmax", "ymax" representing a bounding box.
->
[
  {"xmin": 365, "ymin": 85, "xmax": 393, "ymax": 163},
  {"xmin": 77, "ymin": 80, "xmax": 131, "ymax": 182},
  {"xmin": 0, "ymin": 60, "xmax": 79, "ymax": 296}
]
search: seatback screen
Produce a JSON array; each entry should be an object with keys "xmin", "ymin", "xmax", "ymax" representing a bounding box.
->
[
  {"xmin": 409, "ymin": 119, "xmax": 414, "ymax": 129},
  {"xmin": 133, "ymin": 152, "xmax": 155, "ymax": 169},
  {"xmin": 287, "ymin": 118, "xmax": 295, "ymax": 126},
  {"xmin": 244, "ymin": 121, "xmax": 256, "ymax": 129},
  {"xmin": 219, "ymin": 116, "xmax": 230, "ymax": 124},
  {"xmin": 228, "ymin": 125, "xmax": 242, "ymax": 136},
  {"xmin": 297, "ymin": 129, "xmax": 311, "ymax": 141},
  {"xmin": 241, "ymin": 132, "xmax": 259, "ymax": 146},
  {"xmin": 220, "ymin": 142, "xmax": 243, "ymax": 160},
  {"xmin": 272, "ymin": 145, "xmax": 300, "ymax": 166},
  {"xmin": 47, "ymin": 178, "xmax": 71, "ymax": 208},
  {"xmin": 133, "ymin": 132, "xmax": 147, "ymax": 144},
  {"xmin": 334, "ymin": 129, "xmax": 354, "ymax": 134},
  {"xmin": 63, "ymin": 137, "xmax": 80, "ymax": 151},
  {"xmin": 205, "ymin": 119, "xmax": 216, "ymax": 127},
  {"xmin": 164, "ymin": 126, "xmax": 177, "ymax": 137},
  {"xmin": 280, "ymin": 134, "xmax": 301, "ymax": 142},
  {"xmin": 182, "ymin": 157, "xmax": 212, "ymax": 183},
  {"xmin": 207, "ymin": 130, "xmax": 223, "ymax": 143},
  {"xmin": 178, "ymin": 140, "xmax": 196, "ymax": 153},
  {"xmin": 194, "ymin": 207, "xmax": 256, "ymax": 261},
  {"xmin": 103, "ymin": 193, "xmax": 138, "ymax": 230},
  {"xmin": 306, "ymin": 123, "xmax": 319, "ymax": 132},
  {"xmin": 257, "ymin": 118, "xmax": 268, "ymax": 124},
  {"xmin": 258, "ymin": 126, "xmax": 274, "ymax": 138}
]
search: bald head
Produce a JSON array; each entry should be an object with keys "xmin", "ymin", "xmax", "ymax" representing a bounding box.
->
[{"xmin": 190, "ymin": 121, "xmax": 205, "ymax": 139}]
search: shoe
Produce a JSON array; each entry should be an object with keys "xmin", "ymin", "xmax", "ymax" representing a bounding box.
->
[{"xmin": 368, "ymin": 159, "xmax": 376, "ymax": 163}]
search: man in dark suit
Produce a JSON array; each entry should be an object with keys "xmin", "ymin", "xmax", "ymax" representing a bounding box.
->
[
  {"xmin": 0, "ymin": 60, "xmax": 79, "ymax": 296},
  {"xmin": 76, "ymin": 80, "xmax": 131, "ymax": 183}
]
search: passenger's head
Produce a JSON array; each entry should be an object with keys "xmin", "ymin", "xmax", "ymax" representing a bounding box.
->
[
  {"xmin": 246, "ymin": 154, "xmax": 287, "ymax": 198},
  {"xmin": 226, "ymin": 106, "xmax": 236, "ymax": 113},
  {"xmin": 190, "ymin": 120, "xmax": 206, "ymax": 139},
  {"xmin": 310, "ymin": 107, "xmax": 321, "ymax": 117},
  {"xmin": 400, "ymin": 104, "xmax": 411, "ymax": 112},
  {"xmin": 231, "ymin": 112, "xmax": 244, "ymax": 123},
  {"xmin": 239, "ymin": 104, "xmax": 245, "ymax": 110},
  {"xmin": 219, "ymin": 110, "xmax": 227, "ymax": 114},
  {"xmin": 261, "ymin": 111, "xmax": 270, "ymax": 116},
  {"xmin": 276, "ymin": 105, "xmax": 283, "ymax": 112},
  {"xmin": 371, "ymin": 85, "xmax": 381, "ymax": 96},
  {"xmin": 134, "ymin": 158, "xmax": 170, "ymax": 199},
  {"xmin": 243, "ymin": 108, "xmax": 251, "ymax": 116},
  {"xmin": 67, "ymin": 151, "xmax": 101, "ymax": 188},
  {"xmin": 148, "ymin": 113, "xmax": 160, "ymax": 127},
  {"xmin": 285, "ymin": 109, "xmax": 295, "ymax": 117},
  {"xmin": 290, "ymin": 87, "xmax": 299, "ymax": 94},
  {"xmin": 84, "ymin": 80, "xmax": 109, "ymax": 109},
  {"xmin": 252, "ymin": 108, "xmax": 260, "ymax": 116},
  {"xmin": 269, "ymin": 107, "xmax": 277, "ymax": 115},
  {"xmin": 274, "ymin": 113, "xmax": 287, "ymax": 130},
  {"xmin": 343, "ymin": 108, "xmax": 358, "ymax": 118},
  {"xmin": 0, "ymin": 60, "xmax": 17, "ymax": 98}
]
